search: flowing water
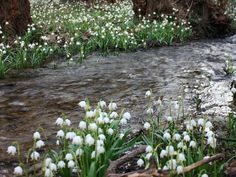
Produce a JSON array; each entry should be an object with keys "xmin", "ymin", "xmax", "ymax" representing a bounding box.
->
[{"xmin": 0, "ymin": 36, "xmax": 236, "ymax": 175}]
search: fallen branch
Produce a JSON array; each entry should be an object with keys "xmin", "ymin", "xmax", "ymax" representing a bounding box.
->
[
  {"xmin": 106, "ymin": 145, "xmax": 147, "ymax": 176},
  {"xmin": 106, "ymin": 145, "xmax": 224, "ymax": 177},
  {"xmin": 182, "ymin": 153, "xmax": 225, "ymax": 173},
  {"xmin": 107, "ymin": 156, "xmax": 169, "ymax": 177}
]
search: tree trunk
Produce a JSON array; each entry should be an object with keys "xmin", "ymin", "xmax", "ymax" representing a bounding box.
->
[
  {"xmin": 131, "ymin": 0, "xmax": 232, "ymax": 37},
  {"xmin": 132, "ymin": 0, "xmax": 173, "ymax": 19},
  {"xmin": 0, "ymin": 0, "xmax": 32, "ymax": 36}
]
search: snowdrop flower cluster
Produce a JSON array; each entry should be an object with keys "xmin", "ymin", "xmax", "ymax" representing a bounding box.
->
[
  {"xmin": 7, "ymin": 99, "xmax": 134, "ymax": 177},
  {"xmin": 141, "ymin": 113, "xmax": 217, "ymax": 175},
  {"xmin": 7, "ymin": 131, "xmax": 46, "ymax": 176}
]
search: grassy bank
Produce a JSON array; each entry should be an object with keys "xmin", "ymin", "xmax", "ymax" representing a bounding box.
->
[
  {"xmin": 0, "ymin": 1, "xmax": 192, "ymax": 78},
  {"xmin": 1, "ymin": 0, "xmax": 236, "ymax": 79}
]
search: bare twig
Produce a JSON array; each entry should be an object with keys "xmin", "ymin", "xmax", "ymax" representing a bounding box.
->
[{"xmin": 182, "ymin": 153, "xmax": 225, "ymax": 173}]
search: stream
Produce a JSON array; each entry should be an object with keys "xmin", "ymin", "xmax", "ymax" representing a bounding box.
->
[{"xmin": 0, "ymin": 36, "xmax": 236, "ymax": 175}]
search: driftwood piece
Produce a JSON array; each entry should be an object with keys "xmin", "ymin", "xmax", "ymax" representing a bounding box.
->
[
  {"xmin": 107, "ymin": 156, "xmax": 169, "ymax": 177},
  {"xmin": 106, "ymin": 145, "xmax": 225, "ymax": 177},
  {"xmin": 106, "ymin": 145, "xmax": 147, "ymax": 175}
]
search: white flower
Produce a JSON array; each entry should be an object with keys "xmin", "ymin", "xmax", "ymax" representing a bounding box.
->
[
  {"xmin": 33, "ymin": 132, "xmax": 41, "ymax": 140},
  {"xmin": 79, "ymin": 121, "xmax": 87, "ymax": 130},
  {"xmin": 72, "ymin": 168, "xmax": 78, "ymax": 173},
  {"xmin": 205, "ymin": 121, "xmax": 213, "ymax": 129},
  {"xmin": 98, "ymin": 128, "xmax": 103, "ymax": 133},
  {"xmin": 198, "ymin": 118, "xmax": 205, "ymax": 126},
  {"xmin": 44, "ymin": 168, "xmax": 52, "ymax": 177},
  {"xmin": 166, "ymin": 145, "xmax": 175, "ymax": 156},
  {"xmin": 137, "ymin": 159, "xmax": 144, "ymax": 167},
  {"xmin": 65, "ymin": 153, "xmax": 73, "ymax": 161},
  {"xmin": 145, "ymin": 146, "xmax": 153, "ymax": 153},
  {"xmin": 78, "ymin": 101, "xmax": 86, "ymax": 108},
  {"xmin": 14, "ymin": 166, "xmax": 23, "ymax": 176},
  {"xmin": 96, "ymin": 139, "xmax": 104, "ymax": 146},
  {"xmin": 183, "ymin": 135, "xmax": 190, "ymax": 142},
  {"xmin": 30, "ymin": 151, "xmax": 40, "ymax": 161},
  {"xmin": 57, "ymin": 161, "xmax": 66, "ymax": 169},
  {"xmin": 189, "ymin": 141, "xmax": 197, "ymax": 148},
  {"xmin": 98, "ymin": 101, "xmax": 106, "ymax": 108},
  {"xmin": 55, "ymin": 117, "xmax": 64, "ymax": 126},
  {"xmin": 110, "ymin": 112, "xmax": 118, "ymax": 118},
  {"xmin": 191, "ymin": 119, "xmax": 197, "ymax": 127},
  {"xmin": 163, "ymin": 165, "xmax": 169, "ymax": 170},
  {"xmin": 145, "ymin": 90, "xmax": 152, "ymax": 98},
  {"xmin": 97, "ymin": 117, "xmax": 104, "ymax": 124},
  {"xmin": 107, "ymin": 128, "xmax": 114, "ymax": 135},
  {"xmin": 207, "ymin": 136, "xmax": 216, "ymax": 148},
  {"xmin": 120, "ymin": 118, "xmax": 127, "ymax": 125},
  {"xmin": 177, "ymin": 153, "xmax": 186, "ymax": 162},
  {"xmin": 119, "ymin": 133, "xmax": 125, "ymax": 139},
  {"xmin": 143, "ymin": 122, "xmax": 151, "ymax": 130},
  {"xmin": 45, "ymin": 158, "xmax": 52, "ymax": 167},
  {"xmin": 99, "ymin": 134, "xmax": 106, "ymax": 140},
  {"xmin": 57, "ymin": 130, "xmax": 64, "ymax": 138},
  {"xmin": 168, "ymin": 159, "xmax": 177, "ymax": 169},
  {"xmin": 68, "ymin": 160, "xmax": 75, "ymax": 168},
  {"xmin": 123, "ymin": 112, "xmax": 131, "ymax": 120},
  {"xmin": 173, "ymin": 133, "xmax": 181, "ymax": 141},
  {"xmin": 96, "ymin": 146, "xmax": 105, "ymax": 155},
  {"xmin": 232, "ymin": 87, "xmax": 236, "ymax": 94},
  {"xmin": 88, "ymin": 123, "xmax": 98, "ymax": 131},
  {"xmin": 177, "ymin": 142, "xmax": 184, "ymax": 149},
  {"xmin": 163, "ymin": 132, "xmax": 171, "ymax": 140},
  {"xmin": 202, "ymin": 174, "xmax": 208, "ymax": 177},
  {"xmin": 160, "ymin": 150, "xmax": 167, "ymax": 158},
  {"xmin": 56, "ymin": 140, "xmax": 60, "ymax": 145},
  {"xmin": 166, "ymin": 116, "xmax": 173, "ymax": 122},
  {"xmin": 108, "ymin": 102, "xmax": 117, "ymax": 110},
  {"xmin": 205, "ymin": 131, "xmax": 214, "ymax": 138},
  {"xmin": 66, "ymin": 132, "xmax": 76, "ymax": 140},
  {"xmin": 64, "ymin": 119, "xmax": 71, "ymax": 126},
  {"xmin": 72, "ymin": 136, "xmax": 83, "ymax": 145},
  {"xmin": 91, "ymin": 151, "xmax": 96, "ymax": 159},
  {"xmin": 205, "ymin": 127, "xmax": 211, "ymax": 132},
  {"xmin": 183, "ymin": 131, "xmax": 188, "ymax": 136},
  {"xmin": 147, "ymin": 108, "xmax": 154, "ymax": 114},
  {"xmin": 86, "ymin": 111, "xmax": 95, "ymax": 118},
  {"xmin": 85, "ymin": 134, "xmax": 95, "ymax": 146},
  {"xmin": 7, "ymin": 146, "xmax": 17, "ymax": 155},
  {"xmin": 36, "ymin": 140, "xmax": 45, "ymax": 148},
  {"xmin": 49, "ymin": 163, "xmax": 57, "ymax": 171},
  {"xmin": 176, "ymin": 165, "xmax": 183, "ymax": 174},
  {"xmin": 146, "ymin": 153, "xmax": 152, "ymax": 160},
  {"xmin": 186, "ymin": 124, "xmax": 193, "ymax": 130},
  {"xmin": 76, "ymin": 148, "xmax": 84, "ymax": 156},
  {"xmin": 104, "ymin": 117, "xmax": 110, "ymax": 124}
]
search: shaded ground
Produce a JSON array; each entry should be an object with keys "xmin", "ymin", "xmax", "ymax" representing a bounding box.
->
[{"xmin": 0, "ymin": 35, "xmax": 236, "ymax": 175}]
